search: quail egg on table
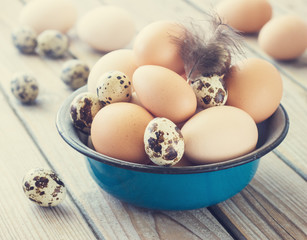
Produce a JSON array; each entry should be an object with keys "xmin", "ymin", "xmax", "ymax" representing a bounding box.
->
[
  {"xmin": 70, "ymin": 92, "xmax": 103, "ymax": 134},
  {"xmin": 61, "ymin": 59, "xmax": 90, "ymax": 89},
  {"xmin": 11, "ymin": 26, "xmax": 37, "ymax": 54},
  {"xmin": 189, "ymin": 74, "xmax": 227, "ymax": 109},
  {"xmin": 36, "ymin": 30, "xmax": 68, "ymax": 58},
  {"xmin": 22, "ymin": 168, "xmax": 66, "ymax": 207},
  {"xmin": 96, "ymin": 70, "xmax": 132, "ymax": 105},
  {"xmin": 10, "ymin": 72, "xmax": 39, "ymax": 103},
  {"xmin": 144, "ymin": 117, "xmax": 184, "ymax": 166}
]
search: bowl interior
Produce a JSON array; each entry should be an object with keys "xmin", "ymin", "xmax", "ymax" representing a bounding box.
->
[{"xmin": 56, "ymin": 86, "xmax": 289, "ymax": 174}]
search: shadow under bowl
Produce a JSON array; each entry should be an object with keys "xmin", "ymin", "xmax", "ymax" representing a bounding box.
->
[{"xmin": 56, "ymin": 86, "xmax": 289, "ymax": 211}]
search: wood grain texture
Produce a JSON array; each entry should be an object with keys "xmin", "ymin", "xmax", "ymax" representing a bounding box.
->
[
  {"xmin": 0, "ymin": 0, "xmax": 232, "ymax": 239},
  {"xmin": 212, "ymin": 153, "xmax": 307, "ymax": 239},
  {"xmin": 0, "ymin": 77, "xmax": 97, "ymax": 239},
  {"xmin": 0, "ymin": 0, "xmax": 306, "ymax": 239}
]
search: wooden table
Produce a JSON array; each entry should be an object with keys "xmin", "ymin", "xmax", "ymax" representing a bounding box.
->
[{"xmin": 1, "ymin": 0, "xmax": 306, "ymax": 239}]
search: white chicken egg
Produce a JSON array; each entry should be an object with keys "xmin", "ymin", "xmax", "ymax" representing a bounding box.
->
[
  {"xmin": 144, "ymin": 117, "xmax": 184, "ymax": 166},
  {"xmin": 189, "ymin": 74, "xmax": 228, "ymax": 109},
  {"xmin": 76, "ymin": 6, "xmax": 135, "ymax": 52},
  {"xmin": 96, "ymin": 71, "xmax": 132, "ymax": 105},
  {"xmin": 22, "ymin": 168, "xmax": 66, "ymax": 207}
]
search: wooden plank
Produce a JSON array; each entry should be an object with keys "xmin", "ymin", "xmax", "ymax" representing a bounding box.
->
[
  {"xmin": 0, "ymin": 76, "xmax": 97, "ymax": 239},
  {"xmin": 271, "ymin": 74, "xmax": 307, "ymax": 179},
  {"xmin": 269, "ymin": 0, "xmax": 307, "ymax": 21},
  {"xmin": 1, "ymin": 0, "xmax": 233, "ymax": 239},
  {"xmin": 3, "ymin": 0, "xmax": 306, "ymax": 239},
  {"xmin": 211, "ymin": 153, "xmax": 307, "ymax": 239}
]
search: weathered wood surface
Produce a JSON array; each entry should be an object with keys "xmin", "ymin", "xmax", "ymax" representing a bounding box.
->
[{"xmin": 0, "ymin": 0, "xmax": 306, "ymax": 239}]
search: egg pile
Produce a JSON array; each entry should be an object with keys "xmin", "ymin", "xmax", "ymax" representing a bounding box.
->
[
  {"xmin": 69, "ymin": 20, "xmax": 283, "ymax": 167},
  {"xmin": 13, "ymin": 1, "xmax": 288, "ymax": 167},
  {"xmin": 11, "ymin": 0, "xmax": 291, "ymax": 208}
]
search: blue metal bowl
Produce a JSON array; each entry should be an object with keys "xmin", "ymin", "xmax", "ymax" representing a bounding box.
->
[{"xmin": 56, "ymin": 87, "xmax": 289, "ymax": 210}]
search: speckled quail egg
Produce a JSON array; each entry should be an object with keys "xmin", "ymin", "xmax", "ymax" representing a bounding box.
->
[
  {"xmin": 70, "ymin": 92, "xmax": 103, "ymax": 134},
  {"xmin": 96, "ymin": 71, "xmax": 132, "ymax": 105},
  {"xmin": 10, "ymin": 72, "xmax": 39, "ymax": 103},
  {"xmin": 144, "ymin": 117, "xmax": 184, "ymax": 166},
  {"xmin": 11, "ymin": 26, "xmax": 37, "ymax": 54},
  {"xmin": 189, "ymin": 74, "xmax": 227, "ymax": 109},
  {"xmin": 61, "ymin": 59, "xmax": 90, "ymax": 89},
  {"xmin": 22, "ymin": 168, "xmax": 66, "ymax": 207},
  {"xmin": 36, "ymin": 30, "xmax": 68, "ymax": 58}
]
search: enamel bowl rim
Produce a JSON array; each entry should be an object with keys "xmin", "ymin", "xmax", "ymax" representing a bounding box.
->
[{"xmin": 56, "ymin": 86, "xmax": 289, "ymax": 174}]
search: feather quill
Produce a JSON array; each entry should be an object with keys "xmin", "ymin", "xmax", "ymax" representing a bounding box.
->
[{"xmin": 173, "ymin": 14, "xmax": 245, "ymax": 80}]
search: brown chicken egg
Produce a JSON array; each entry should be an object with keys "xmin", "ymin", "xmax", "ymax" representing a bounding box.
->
[
  {"xmin": 133, "ymin": 65, "xmax": 197, "ymax": 123},
  {"xmin": 77, "ymin": 6, "xmax": 135, "ymax": 52},
  {"xmin": 258, "ymin": 15, "xmax": 307, "ymax": 60},
  {"xmin": 87, "ymin": 49, "xmax": 138, "ymax": 93},
  {"xmin": 216, "ymin": 0, "xmax": 272, "ymax": 33},
  {"xmin": 133, "ymin": 20, "xmax": 185, "ymax": 74},
  {"xmin": 181, "ymin": 106, "xmax": 258, "ymax": 164},
  {"xmin": 226, "ymin": 58, "xmax": 283, "ymax": 123},
  {"xmin": 19, "ymin": 0, "xmax": 77, "ymax": 34},
  {"xmin": 91, "ymin": 102, "xmax": 153, "ymax": 164}
]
